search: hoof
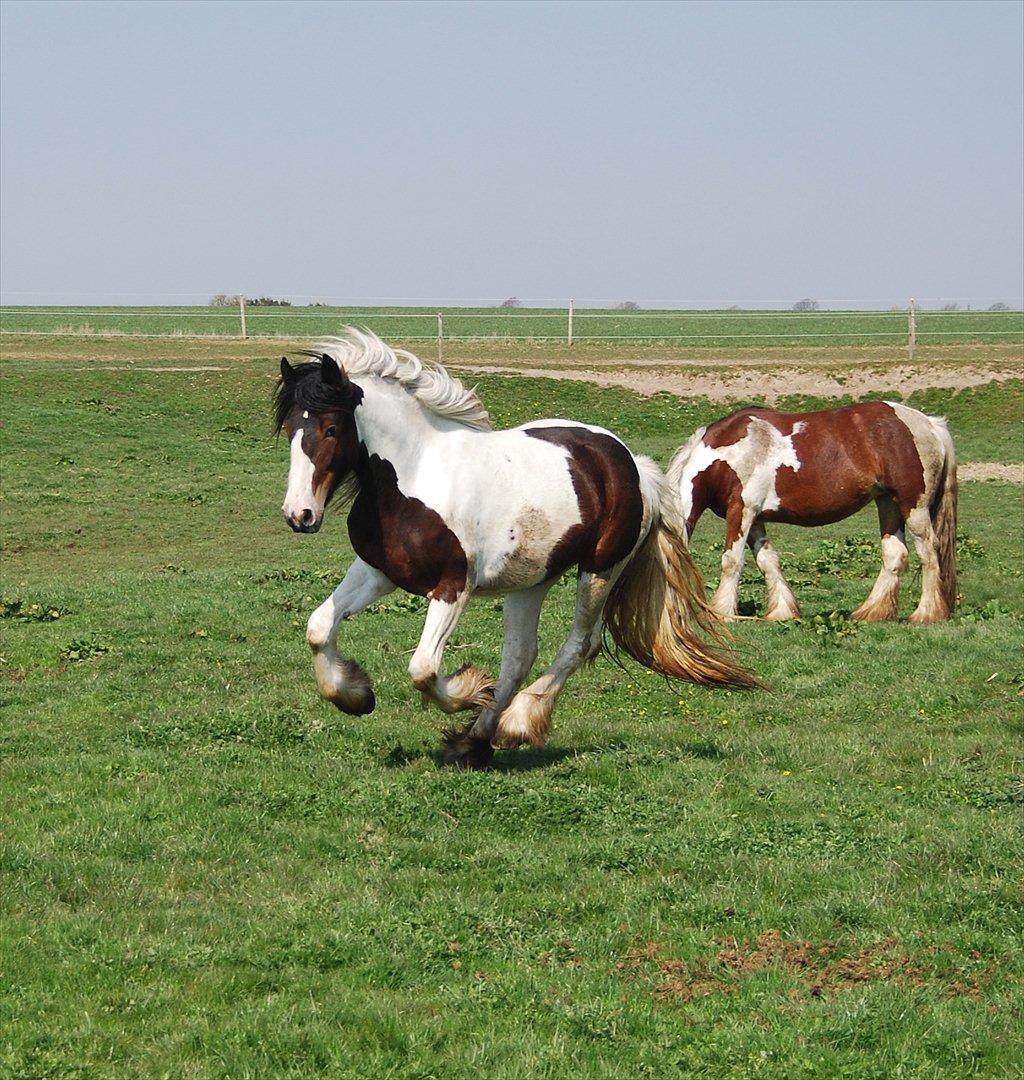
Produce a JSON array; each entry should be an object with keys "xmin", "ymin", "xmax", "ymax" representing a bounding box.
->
[
  {"xmin": 489, "ymin": 730, "xmax": 525, "ymax": 751},
  {"xmin": 441, "ymin": 725, "xmax": 495, "ymax": 770},
  {"xmin": 446, "ymin": 664, "xmax": 497, "ymax": 711},
  {"xmin": 764, "ymin": 602, "xmax": 800, "ymax": 622},
  {"xmin": 326, "ymin": 685, "xmax": 376, "ymax": 716},
  {"xmin": 851, "ymin": 608, "xmax": 887, "ymax": 623},
  {"xmin": 491, "ymin": 692, "xmax": 552, "ymax": 750},
  {"xmin": 908, "ymin": 609, "xmax": 948, "ymax": 625},
  {"xmin": 851, "ymin": 599, "xmax": 898, "ymax": 622},
  {"xmin": 315, "ymin": 655, "xmax": 376, "ymax": 715}
]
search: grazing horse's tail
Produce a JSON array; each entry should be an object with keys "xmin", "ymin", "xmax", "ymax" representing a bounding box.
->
[
  {"xmin": 604, "ymin": 458, "xmax": 760, "ymax": 689},
  {"xmin": 930, "ymin": 416, "xmax": 958, "ymax": 617}
]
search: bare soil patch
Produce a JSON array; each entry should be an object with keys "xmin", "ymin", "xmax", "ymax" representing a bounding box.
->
[
  {"xmin": 618, "ymin": 930, "xmax": 994, "ymax": 1004},
  {"xmin": 452, "ymin": 362, "xmax": 1022, "ymax": 404},
  {"xmin": 959, "ymin": 462, "xmax": 1024, "ymax": 483}
]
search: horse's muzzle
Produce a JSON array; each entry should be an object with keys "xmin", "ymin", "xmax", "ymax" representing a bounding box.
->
[{"xmin": 284, "ymin": 508, "xmax": 321, "ymax": 533}]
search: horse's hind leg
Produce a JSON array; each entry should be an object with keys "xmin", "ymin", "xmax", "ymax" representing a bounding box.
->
[
  {"xmin": 491, "ymin": 566, "xmax": 622, "ymax": 750},
  {"xmin": 710, "ymin": 503, "xmax": 755, "ymax": 619},
  {"xmin": 851, "ymin": 496, "xmax": 908, "ymax": 622},
  {"xmin": 748, "ymin": 522, "xmax": 800, "ymax": 620},
  {"xmin": 442, "ymin": 581, "xmax": 554, "ymax": 769},
  {"xmin": 906, "ymin": 506, "xmax": 948, "ymax": 624}
]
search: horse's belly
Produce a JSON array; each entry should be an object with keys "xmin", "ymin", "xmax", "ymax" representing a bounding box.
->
[
  {"xmin": 762, "ymin": 496, "xmax": 874, "ymax": 527},
  {"xmin": 473, "ymin": 505, "xmax": 575, "ymax": 591},
  {"xmin": 766, "ymin": 465, "xmax": 877, "ymax": 526}
]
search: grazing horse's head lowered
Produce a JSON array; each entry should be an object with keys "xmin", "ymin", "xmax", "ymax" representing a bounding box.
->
[{"xmin": 275, "ymin": 354, "xmax": 364, "ymax": 532}]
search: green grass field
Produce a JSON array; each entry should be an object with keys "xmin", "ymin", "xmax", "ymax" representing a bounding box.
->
[
  {"xmin": 2, "ymin": 337, "xmax": 1022, "ymax": 1077},
  {"xmin": 1, "ymin": 304, "xmax": 1022, "ymax": 348}
]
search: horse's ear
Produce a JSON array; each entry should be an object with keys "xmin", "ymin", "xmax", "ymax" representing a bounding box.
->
[
  {"xmin": 320, "ymin": 354, "xmax": 349, "ymax": 389},
  {"xmin": 280, "ymin": 356, "xmax": 294, "ymax": 382}
]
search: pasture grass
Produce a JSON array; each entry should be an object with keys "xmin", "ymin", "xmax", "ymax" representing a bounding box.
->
[
  {"xmin": 1, "ymin": 342, "xmax": 1022, "ymax": 1077},
  {"xmin": 2, "ymin": 304, "xmax": 1022, "ymax": 348}
]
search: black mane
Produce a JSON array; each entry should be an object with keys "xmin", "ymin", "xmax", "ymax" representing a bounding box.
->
[{"xmin": 273, "ymin": 359, "xmax": 356, "ymax": 434}]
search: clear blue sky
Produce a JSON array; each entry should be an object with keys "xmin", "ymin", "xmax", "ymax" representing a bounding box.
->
[{"xmin": 2, "ymin": 0, "xmax": 1021, "ymax": 307}]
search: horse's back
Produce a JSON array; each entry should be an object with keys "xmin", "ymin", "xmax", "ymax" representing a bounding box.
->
[{"xmin": 461, "ymin": 421, "xmax": 652, "ymax": 590}]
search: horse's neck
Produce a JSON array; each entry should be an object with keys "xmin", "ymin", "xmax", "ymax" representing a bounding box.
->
[{"xmin": 353, "ymin": 378, "xmax": 453, "ymax": 481}]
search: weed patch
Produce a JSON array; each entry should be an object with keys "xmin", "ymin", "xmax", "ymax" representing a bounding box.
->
[
  {"xmin": 59, "ymin": 637, "xmax": 110, "ymax": 662},
  {"xmin": 1, "ymin": 597, "xmax": 66, "ymax": 622}
]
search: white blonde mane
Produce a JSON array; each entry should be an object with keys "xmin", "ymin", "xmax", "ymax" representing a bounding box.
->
[{"xmin": 316, "ymin": 327, "xmax": 491, "ymax": 431}]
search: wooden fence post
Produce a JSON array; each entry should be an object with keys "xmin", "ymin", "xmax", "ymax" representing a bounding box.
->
[
  {"xmin": 238, "ymin": 294, "xmax": 247, "ymax": 340},
  {"xmin": 908, "ymin": 298, "xmax": 916, "ymax": 359},
  {"xmin": 567, "ymin": 298, "xmax": 574, "ymax": 347},
  {"xmin": 437, "ymin": 311, "xmax": 443, "ymax": 361}
]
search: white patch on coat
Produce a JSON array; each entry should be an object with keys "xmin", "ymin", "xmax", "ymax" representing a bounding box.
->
[
  {"xmin": 677, "ymin": 440, "xmax": 718, "ymax": 524},
  {"xmin": 466, "ymin": 428, "xmax": 584, "ymax": 591},
  {"xmin": 885, "ymin": 401, "xmax": 946, "ymax": 509},
  {"xmin": 282, "ymin": 428, "xmax": 319, "ymax": 518},
  {"xmin": 674, "ymin": 417, "xmax": 805, "ymax": 519}
]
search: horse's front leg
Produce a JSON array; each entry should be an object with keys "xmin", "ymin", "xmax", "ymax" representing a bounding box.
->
[
  {"xmin": 409, "ymin": 592, "xmax": 495, "ymax": 714},
  {"xmin": 306, "ymin": 558, "xmax": 395, "ymax": 714}
]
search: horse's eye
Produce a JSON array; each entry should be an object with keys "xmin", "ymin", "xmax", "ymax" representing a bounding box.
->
[{"xmin": 324, "ymin": 425, "xmax": 337, "ymax": 438}]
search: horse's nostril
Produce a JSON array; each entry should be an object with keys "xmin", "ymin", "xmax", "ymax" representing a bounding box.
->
[{"xmin": 300, "ymin": 508, "xmax": 315, "ymax": 526}]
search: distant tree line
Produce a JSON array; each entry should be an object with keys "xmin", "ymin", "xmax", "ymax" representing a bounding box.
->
[
  {"xmin": 498, "ymin": 297, "xmax": 643, "ymax": 309},
  {"xmin": 208, "ymin": 294, "xmax": 1017, "ymax": 313},
  {"xmin": 209, "ymin": 294, "xmax": 294, "ymax": 307}
]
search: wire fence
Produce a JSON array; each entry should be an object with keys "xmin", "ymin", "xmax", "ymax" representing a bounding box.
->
[{"xmin": 1, "ymin": 299, "xmax": 1022, "ymax": 356}]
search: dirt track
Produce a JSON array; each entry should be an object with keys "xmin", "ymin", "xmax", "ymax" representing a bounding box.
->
[{"xmin": 452, "ymin": 362, "xmax": 1022, "ymax": 404}]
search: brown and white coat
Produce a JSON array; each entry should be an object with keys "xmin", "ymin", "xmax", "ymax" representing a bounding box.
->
[
  {"xmin": 670, "ymin": 401, "xmax": 958, "ymax": 624},
  {"xmin": 276, "ymin": 330, "xmax": 754, "ymax": 769}
]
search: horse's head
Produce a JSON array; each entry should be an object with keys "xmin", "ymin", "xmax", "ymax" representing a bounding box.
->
[{"xmin": 274, "ymin": 353, "xmax": 364, "ymax": 533}]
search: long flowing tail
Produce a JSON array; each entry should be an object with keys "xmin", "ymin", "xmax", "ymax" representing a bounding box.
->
[
  {"xmin": 930, "ymin": 417, "xmax": 958, "ymax": 617},
  {"xmin": 604, "ymin": 458, "xmax": 761, "ymax": 689}
]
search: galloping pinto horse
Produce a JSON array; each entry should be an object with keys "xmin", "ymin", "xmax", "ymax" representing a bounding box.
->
[
  {"xmin": 670, "ymin": 401, "xmax": 957, "ymax": 624},
  {"xmin": 275, "ymin": 329, "xmax": 755, "ymax": 768}
]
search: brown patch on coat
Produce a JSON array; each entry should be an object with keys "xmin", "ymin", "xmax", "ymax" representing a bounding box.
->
[
  {"xmin": 303, "ymin": 411, "xmax": 363, "ymax": 507},
  {"xmin": 348, "ymin": 451, "xmax": 468, "ymax": 603},
  {"xmin": 524, "ymin": 427, "xmax": 645, "ymax": 578},
  {"xmin": 686, "ymin": 458, "xmax": 741, "ymax": 534}
]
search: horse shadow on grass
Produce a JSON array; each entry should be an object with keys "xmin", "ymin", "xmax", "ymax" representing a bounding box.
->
[
  {"xmin": 381, "ymin": 738, "xmax": 729, "ymax": 772},
  {"xmin": 381, "ymin": 742, "xmax": 583, "ymax": 772},
  {"xmin": 737, "ymin": 600, "xmax": 859, "ymax": 623}
]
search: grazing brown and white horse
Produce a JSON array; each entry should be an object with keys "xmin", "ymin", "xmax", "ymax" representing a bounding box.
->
[
  {"xmin": 670, "ymin": 401, "xmax": 957, "ymax": 624},
  {"xmin": 275, "ymin": 329, "xmax": 755, "ymax": 768}
]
